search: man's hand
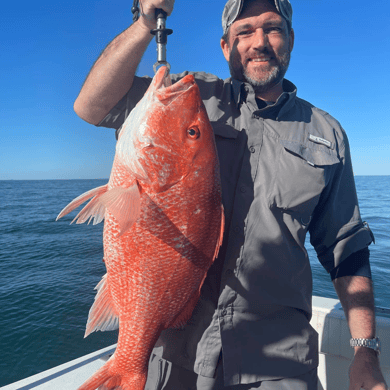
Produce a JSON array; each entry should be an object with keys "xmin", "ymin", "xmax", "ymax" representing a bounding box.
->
[
  {"xmin": 348, "ymin": 348, "xmax": 388, "ymax": 390},
  {"xmin": 74, "ymin": 0, "xmax": 175, "ymax": 124},
  {"xmin": 137, "ymin": 0, "xmax": 175, "ymax": 31},
  {"xmin": 332, "ymin": 276, "xmax": 388, "ymax": 390}
]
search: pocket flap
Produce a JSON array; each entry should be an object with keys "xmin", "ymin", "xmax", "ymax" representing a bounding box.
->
[{"xmin": 280, "ymin": 139, "xmax": 339, "ymax": 166}]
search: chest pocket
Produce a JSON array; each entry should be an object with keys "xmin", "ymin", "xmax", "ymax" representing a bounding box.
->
[{"xmin": 268, "ymin": 139, "xmax": 340, "ymax": 225}]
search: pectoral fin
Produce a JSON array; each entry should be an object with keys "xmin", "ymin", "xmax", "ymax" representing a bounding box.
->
[
  {"xmin": 56, "ymin": 184, "xmax": 108, "ymax": 223},
  {"xmin": 99, "ymin": 184, "xmax": 141, "ymax": 236},
  {"xmin": 56, "ymin": 183, "xmax": 141, "ymax": 234}
]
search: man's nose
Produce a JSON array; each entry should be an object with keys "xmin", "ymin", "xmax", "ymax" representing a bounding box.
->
[{"xmin": 252, "ymin": 29, "xmax": 269, "ymax": 51}]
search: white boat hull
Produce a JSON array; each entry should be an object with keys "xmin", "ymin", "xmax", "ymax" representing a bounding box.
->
[{"xmin": 2, "ymin": 296, "xmax": 390, "ymax": 389}]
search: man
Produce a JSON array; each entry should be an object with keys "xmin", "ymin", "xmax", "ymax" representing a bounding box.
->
[{"xmin": 74, "ymin": 0, "xmax": 388, "ymax": 389}]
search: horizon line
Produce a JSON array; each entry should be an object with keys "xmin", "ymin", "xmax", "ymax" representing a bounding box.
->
[{"xmin": 1, "ymin": 175, "xmax": 390, "ymax": 181}]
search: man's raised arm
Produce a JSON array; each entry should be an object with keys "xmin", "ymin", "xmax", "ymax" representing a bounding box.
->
[{"xmin": 74, "ymin": 0, "xmax": 175, "ymax": 125}]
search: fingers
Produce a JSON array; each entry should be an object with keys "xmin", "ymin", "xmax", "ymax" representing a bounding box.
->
[
  {"xmin": 140, "ymin": 0, "xmax": 175, "ymax": 18},
  {"xmin": 156, "ymin": 0, "xmax": 175, "ymax": 16},
  {"xmin": 137, "ymin": 0, "xmax": 175, "ymax": 30}
]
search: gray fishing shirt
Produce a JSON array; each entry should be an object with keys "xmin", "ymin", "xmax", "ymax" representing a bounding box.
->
[{"xmin": 97, "ymin": 71, "xmax": 373, "ymax": 386}]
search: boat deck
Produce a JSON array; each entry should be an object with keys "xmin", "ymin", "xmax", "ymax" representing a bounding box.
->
[{"xmin": 2, "ymin": 296, "xmax": 390, "ymax": 389}]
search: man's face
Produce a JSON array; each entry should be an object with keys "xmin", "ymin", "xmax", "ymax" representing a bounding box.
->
[{"xmin": 221, "ymin": 0, "xmax": 294, "ymax": 94}]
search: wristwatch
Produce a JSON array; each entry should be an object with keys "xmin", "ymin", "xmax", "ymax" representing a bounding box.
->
[{"xmin": 350, "ymin": 337, "xmax": 381, "ymax": 355}]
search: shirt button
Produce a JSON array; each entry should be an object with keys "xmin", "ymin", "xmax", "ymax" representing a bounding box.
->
[
  {"xmin": 240, "ymin": 186, "xmax": 246, "ymax": 193},
  {"xmin": 225, "ymin": 269, "xmax": 233, "ymax": 277},
  {"xmin": 234, "ymin": 226, "xmax": 240, "ymax": 233},
  {"xmin": 250, "ymin": 146, "xmax": 255, "ymax": 153}
]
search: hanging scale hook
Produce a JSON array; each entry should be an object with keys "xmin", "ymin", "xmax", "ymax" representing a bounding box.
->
[{"xmin": 131, "ymin": 1, "xmax": 173, "ymax": 74}]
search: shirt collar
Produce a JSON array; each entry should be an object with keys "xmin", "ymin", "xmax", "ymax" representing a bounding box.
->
[{"xmin": 231, "ymin": 78, "xmax": 297, "ymax": 119}]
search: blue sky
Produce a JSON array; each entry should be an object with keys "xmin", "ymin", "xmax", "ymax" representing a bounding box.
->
[{"xmin": 1, "ymin": 0, "xmax": 390, "ymax": 179}]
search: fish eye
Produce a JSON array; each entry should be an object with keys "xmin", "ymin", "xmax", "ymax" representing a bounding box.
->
[{"xmin": 187, "ymin": 128, "xmax": 200, "ymax": 140}]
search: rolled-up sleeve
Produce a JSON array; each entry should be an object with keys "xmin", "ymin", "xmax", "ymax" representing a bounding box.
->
[{"xmin": 309, "ymin": 126, "xmax": 374, "ymax": 273}]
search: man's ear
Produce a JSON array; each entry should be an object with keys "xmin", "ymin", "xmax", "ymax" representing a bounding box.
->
[
  {"xmin": 220, "ymin": 38, "xmax": 230, "ymax": 62},
  {"xmin": 289, "ymin": 28, "xmax": 295, "ymax": 52}
]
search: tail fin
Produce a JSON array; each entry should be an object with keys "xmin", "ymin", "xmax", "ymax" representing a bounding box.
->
[
  {"xmin": 77, "ymin": 361, "xmax": 114, "ymax": 390},
  {"xmin": 77, "ymin": 358, "xmax": 147, "ymax": 390}
]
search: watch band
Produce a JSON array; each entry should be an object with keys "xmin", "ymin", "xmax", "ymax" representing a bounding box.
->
[{"xmin": 350, "ymin": 337, "xmax": 381, "ymax": 354}]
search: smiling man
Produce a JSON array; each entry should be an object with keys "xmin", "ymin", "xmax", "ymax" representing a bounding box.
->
[
  {"xmin": 221, "ymin": 0, "xmax": 293, "ymax": 101},
  {"xmin": 73, "ymin": 0, "xmax": 388, "ymax": 389}
]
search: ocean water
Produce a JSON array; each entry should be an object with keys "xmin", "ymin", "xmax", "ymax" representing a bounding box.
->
[{"xmin": 0, "ymin": 176, "xmax": 389, "ymax": 387}]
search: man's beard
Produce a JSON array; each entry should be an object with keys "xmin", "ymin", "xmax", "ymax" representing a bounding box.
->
[{"xmin": 229, "ymin": 48, "xmax": 291, "ymax": 94}]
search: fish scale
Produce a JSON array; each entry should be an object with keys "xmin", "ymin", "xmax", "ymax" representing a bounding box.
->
[{"xmin": 57, "ymin": 66, "xmax": 224, "ymax": 390}]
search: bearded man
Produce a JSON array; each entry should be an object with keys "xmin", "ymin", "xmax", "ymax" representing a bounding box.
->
[{"xmin": 73, "ymin": 0, "xmax": 387, "ymax": 389}]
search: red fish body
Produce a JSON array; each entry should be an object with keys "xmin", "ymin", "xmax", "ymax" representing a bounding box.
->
[{"xmin": 57, "ymin": 66, "xmax": 224, "ymax": 390}]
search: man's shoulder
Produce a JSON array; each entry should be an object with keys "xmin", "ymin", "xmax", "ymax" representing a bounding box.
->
[
  {"xmin": 171, "ymin": 70, "xmax": 223, "ymax": 83},
  {"xmin": 135, "ymin": 70, "xmax": 224, "ymax": 85},
  {"xmin": 294, "ymin": 96, "xmax": 342, "ymax": 129},
  {"xmin": 171, "ymin": 71, "xmax": 229, "ymax": 97},
  {"xmin": 293, "ymin": 96, "xmax": 348, "ymax": 147}
]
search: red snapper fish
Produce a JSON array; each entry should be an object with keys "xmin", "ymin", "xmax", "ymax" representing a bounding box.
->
[{"xmin": 57, "ymin": 66, "xmax": 224, "ymax": 390}]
